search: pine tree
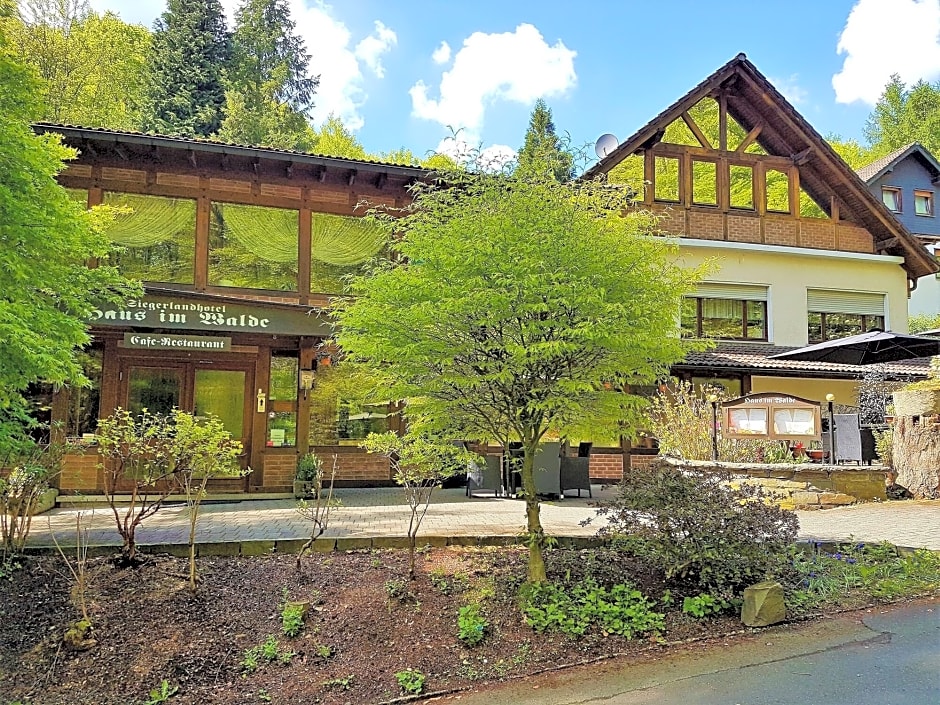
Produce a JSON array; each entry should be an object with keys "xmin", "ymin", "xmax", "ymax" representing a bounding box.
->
[
  {"xmin": 864, "ymin": 75, "xmax": 940, "ymax": 156},
  {"xmin": 141, "ymin": 0, "xmax": 230, "ymax": 137},
  {"xmin": 516, "ymin": 99, "xmax": 574, "ymax": 182},
  {"xmin": 229, "ymin": 0, "xmax": 318, "ymax": 115}
]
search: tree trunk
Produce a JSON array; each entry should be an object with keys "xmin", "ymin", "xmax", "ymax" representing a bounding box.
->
[
  {"xmin": 520, "ymin": 446, "xmax": 547, "ymax": 584},
  {"xmin": 891, "ymin": 416, "xmax": 940, "ymax": 499}
]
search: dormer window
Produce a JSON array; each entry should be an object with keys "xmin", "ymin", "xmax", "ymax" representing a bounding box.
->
[
  {"xmin": 915, "ymin": 190, "xmax": 934, "ymax": 217},
  {"xmin": 882, "ymin": 186, "xmax": 901, "ymax": 212}
]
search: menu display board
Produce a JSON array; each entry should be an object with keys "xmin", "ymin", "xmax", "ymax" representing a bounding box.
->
[{"xmin": 721, "ymin": 393, "xmax": 822, "ymax": 442}]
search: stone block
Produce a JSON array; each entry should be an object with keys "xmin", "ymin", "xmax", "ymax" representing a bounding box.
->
[
  {"xmin": 31, "ymin": 488, "xmax": 59, "ymax": 515},
  {"xmin": 240, "ymin": 540, "xmax": 275, "ymax": 557},
  {"xmin": 741, "ymin": 581, "xmax": 786, "ymax": 627},
  {"xmin": 791, "ymin": 491, "xmax": 820, "ymax": 505},
  {"xmin": 144, "ymin": 543, "xmax": 190, "ymax": 558},
  {"xmin": 373, "ymin": 536, "xmax": 411, "ymax": 549},
  {"xmin": 274, "ymin": 538, "xmax": 308, "ymax": 554},
  {"xmin": 196, "ymin": 541, "xmax": 241, "ymax": 557},
  {"xmin": 818, "ymin": 492, "xmax": 856, "ymax": 506},
  {"xmin": 335, "ymin": 537, "xmax": 373, "ymax": 551}
]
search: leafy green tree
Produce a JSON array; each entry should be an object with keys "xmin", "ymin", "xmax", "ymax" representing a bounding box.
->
[
  {"xmin": 336, "ymin": 160, "xmax": 706, "ymax": 583},
  {"xmin": 216, "ymin": 81, "xmax": 316, "ymax": 150},
  {"xmin": 312, "ymin": 114, "xmax": 366, "ymax": 158},
  {"xmin": 516, "ymin": 99, "xmax": 573, "ymax": 182},
  {"xmin": 141, "ymin": 0, "xmax": 230, "ymax": 137},
  {"xmin": 4, "ymin": 2, "xmax": 150, "ymax": 129},
  {"xmin": 0, "ymin": 31, "xmax": 137, "ymax": 448},
  {"xmin": 909, "ymin": 313, "xmax": 940, "ymax": 334},
  {"xmin": 864, "ymin": 75, "xmax": 940, "ymax": 156}
]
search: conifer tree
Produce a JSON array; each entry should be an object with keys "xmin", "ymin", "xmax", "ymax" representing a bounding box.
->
[
  {"xmin": 141, "ymin": 0, "xmax": 230, "ymax": 137},
  {"xmin": 516, "ymin": 99, "xmax": 574, "ymax": 182}
]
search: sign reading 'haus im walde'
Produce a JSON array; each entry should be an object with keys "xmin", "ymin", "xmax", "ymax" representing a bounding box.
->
[{"xmin": 90, "ymin": 295, "xmax": 331, "ymax": 337}]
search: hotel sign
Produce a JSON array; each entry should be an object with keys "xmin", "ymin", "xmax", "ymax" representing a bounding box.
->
[
  {"xmin": 123, "ymin": 333, "xmax": 231, "ymax": 351},
  {"xmin": 90, "ymin": 295, "xmax": 331, "ymax": 336}
]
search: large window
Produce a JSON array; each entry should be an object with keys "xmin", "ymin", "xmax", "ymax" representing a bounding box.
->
[
  {"xmin": 310, "ymin": 214, "xmax": 387, "ymax": 295},
  {"xmin": 681, "ymin": 284, "xmax": 768, "ymax": 340},
  {"xmin": 806, "ymin": 289, "xmax": 886, "ymax": 343},
  {"xmin": 103, "ymin": 193, "xmax": 196, "ymax": 284},
  {"xmin": 209, "ymin": 203, "xmax": 299, "ymax": 291},
  {"xmin": 268, "ymin": 353, "xmax": 299, "ymax": 447},
  {"xmin": 882, "ymin": 187, "xmax": 901, "ymax": 212}
]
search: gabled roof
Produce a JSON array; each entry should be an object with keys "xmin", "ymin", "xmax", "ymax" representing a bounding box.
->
[
  {"xmin": 584, "ymin": 54, "xmax": 938, "ymax": 281},
  {"xmin": 856, "ymin": 142, "xmax": 940, "ymax": 183}
]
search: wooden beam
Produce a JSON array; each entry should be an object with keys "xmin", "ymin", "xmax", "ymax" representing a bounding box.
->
[
  {"xmin": 195, "ymin": 188, "xmax": 210, "ymax": 290},
  {"xmin": 789, "ymin": 165, "xmax": 800, "ymax": 219},
  {"xmin": 877, "ymin": 237, "xmax": 899, "ymax": 252},
  {"xmin": 114, "ymin": 145, "xmax": 128, "ymax": 161},
  {"xmin": 737, "ymin": 123, "xmax": 763, "ymax": 153},
  {"xmin": 347, "ymin": 169, "xmax": 357, "ymax": 186},
  {"xmin": 680, "ymin": 112, "xmax": 712, "ymax": 150},
  {"xmin": 187, "ymin": 150, "xmax": 197, "ymax": 168},
  {"xmin": 718, "ymin": 92, "xmax": 728, "ymax": 152},
  {"xmin": 315, "ymin": 165, "xmax": 326, "ymax": 182},
  {"xmin": 792, "ymin": 147, "xmax": 814, "ymax": 166},
  {"xmin": 285, "ymin": 161, "xmax": 294, "ymax": 178},
  {"xmin": 830, "ymin": 195, "xmax": 840, "ymax": 222},
  {"xmin": 375, "ymin": 172, "xmax": 387, "ymax": 190}
]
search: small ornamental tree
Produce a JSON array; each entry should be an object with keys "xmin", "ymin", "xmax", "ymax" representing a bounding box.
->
[
  {"xmin": 95, "ymin": 408, "xmax": 179, "ymax": 566},
  {"xmin": 171, "ymin": 410, "xmax": 246, "ymax": 591},
  {"xmin": 361, "ymin": 431, "xmax": 475, "ymax": 579},
  {"xmin": 336, "ymin": 159, "xmax": 708, "ymax": 583}
]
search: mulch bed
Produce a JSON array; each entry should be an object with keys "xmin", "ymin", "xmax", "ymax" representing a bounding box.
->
[{"xmin": 1, "ymin": 547, "xmax": 757, "ymax": 705}]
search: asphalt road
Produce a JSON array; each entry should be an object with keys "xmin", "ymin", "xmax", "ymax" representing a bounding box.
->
[{"xmin": 432, "ymin": 598, "xmax": 940, "ymax": 705}]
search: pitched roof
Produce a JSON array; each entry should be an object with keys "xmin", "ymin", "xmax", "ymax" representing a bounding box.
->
[
  {"xmin": 33, "ymin": 123, "xmax": 431, "ymax": 179},
  {"xmin": 583, "ymin": 54, "xmax": 938, "ymax": 281},
  {"xmin": 675, "ymin": 341, "xmax": 930, "ymax": 380},
  {"xmin": 855, "ymin": 142, "xmax": 940, "ymax": 183}
]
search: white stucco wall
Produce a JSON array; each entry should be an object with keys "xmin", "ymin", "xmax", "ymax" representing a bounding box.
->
[{"xmin": 675, "ymin": 239, "xmax": 910, "ymax": 346}]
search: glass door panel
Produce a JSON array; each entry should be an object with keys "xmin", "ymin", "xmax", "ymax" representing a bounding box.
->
[
  {"xmin": 128, "ymin": 367, "xmax": 182, "ymax": 416},
  {"xmin": 194, "ymin": 369, "xmax": 246, "ymax": 439}
]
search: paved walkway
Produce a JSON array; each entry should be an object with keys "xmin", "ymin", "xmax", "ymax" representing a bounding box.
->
[{"xmin": 25, "ymin": 486, "xmax": 940, "ymax": 551}]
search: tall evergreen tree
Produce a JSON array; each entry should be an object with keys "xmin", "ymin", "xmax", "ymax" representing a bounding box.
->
[
  {"xmin": 516, "ymin": 99, "xmax": 574, "ymax": 182},
  {"xmin": 141, "ymin": 0, "xmax": 230, "ymax": 137},
  {"xmin": 864, "ymin": 75, "xmax": 940, "ymax": 156},
  {"xmin": 229, "ymin": 0, "xmax": 318, "ymax": 115}
]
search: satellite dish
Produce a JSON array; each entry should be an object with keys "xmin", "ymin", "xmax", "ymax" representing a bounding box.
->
[{"xmin": 594, "ymin": 133, "xmax": 619, "ymax": 159}]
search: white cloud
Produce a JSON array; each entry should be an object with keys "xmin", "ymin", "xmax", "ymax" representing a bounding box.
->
[
  {"xmin": 432, "ymin": 41, "xmax": 451, "ymax": 65},
  {"xmin": 434, "ymin": 136, "xmax": 517, "ymax": 172},
  {"xmin": 221, "ymin": 1, "xmax": 394, "ymax": 130},
  {"xmin": 354, "ymin": 21, "xmax": 397, "ymax": 78},
  {"xmin": 410, "ymin": 23, "xmax": 577, "ymax": 140},
  {"xmin": 833, "ymin": 0, "xmax": 940, "ymax": 104},
  {"xmin": 769, "ymin": 74, "xmax": 808, "ymax": 105},
  {"xmin": 88, "ymin": 0, "xmax": 164, "ymax": 26}
]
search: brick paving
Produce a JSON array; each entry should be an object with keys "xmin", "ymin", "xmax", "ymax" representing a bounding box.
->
[{"xmin": 25, "ymin": 487, "xmax": 940, "ymax": 551}]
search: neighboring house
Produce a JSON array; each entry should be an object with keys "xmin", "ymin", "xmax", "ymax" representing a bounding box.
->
[
  {"xmin": 585, "ymin": 54, "xmax": 935, "ymax": 474},
  {"xmin": 855, "ymin": 143, "xmax": 940, "ymax": 317}
]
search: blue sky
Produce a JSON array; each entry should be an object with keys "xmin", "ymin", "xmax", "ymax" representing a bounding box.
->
[{"xmin": 89, "ymin": 0, "xmax": 940, "ymax": 164}]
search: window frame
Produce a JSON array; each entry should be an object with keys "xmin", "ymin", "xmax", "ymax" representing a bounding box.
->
[
  {"xmin": 681, "ymin": 296, "xmax": 768, "ymax": 341},
  {"xmin": 914, "ymin": 189, "xmax": 934, "ymax": 217},
  {"xmin": 807, "ymin": 311, "xmax": 885, "ymax": 343},
  {"xmin": 881, "ymin": 186, "xmax": 902, "ymax": 213}
]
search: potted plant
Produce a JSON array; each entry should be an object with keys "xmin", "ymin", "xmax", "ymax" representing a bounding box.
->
[{"xmin": 293, "ymin": 452, "xmax": 322, "ymax": 499}]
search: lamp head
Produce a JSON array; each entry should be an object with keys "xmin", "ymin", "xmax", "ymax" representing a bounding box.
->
[{"xmin": 825, "ymin": 393, "xmax": 835, "ymax": 402}]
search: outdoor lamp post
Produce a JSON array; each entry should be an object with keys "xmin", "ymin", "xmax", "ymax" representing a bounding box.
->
[
  {"xmin": 708, "ymin": 393, "xmax": 719, "ymax": 461},
  {"xmin": 826, "ymin": 393, "xmax": 836, "ymax": 465}
]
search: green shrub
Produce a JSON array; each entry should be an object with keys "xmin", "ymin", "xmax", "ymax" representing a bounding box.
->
[
  {"xmin": 784, "ymin": 541, "xmax": 940, "ymax": 612},
  {"xmin": 457, "ymin": 604, "xmax": 488, "ymax": 646},
  {"xmin": 595, "ymin": 462, "xmax": 798, "ymax": 597},
  {"xmin": 295, "ymin": 452, "xmax": 322, "ymax": 481},
  {"xmin": 520, "ymin": 578, "xmax": 664, "ymax": 639},
  {"xmin": 681, "ymin": 593, "xmax": 730, "ymax": 619},
  {"xmin": 241, "ymin": 635, "xmax": 294, "ymax": 674},
  {"xmin": 144, "ymin": 680, "xmax": 178, "ymax": 704},
  {"xmin": 395, "ymin": 668, "xmax": 426, "ymax": 695},
  {"xmin": 281, "ymin": 599, "xmax": 306, "ymax": 638}
]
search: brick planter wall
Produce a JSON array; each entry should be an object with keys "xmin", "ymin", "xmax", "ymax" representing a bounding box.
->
[
  {"xmin": 60, "ymin": 452, "xmax": 100, "ymax": 492},
  {"xmin": 589, "ymin": 452, "xmax": 623, "ymax": 481}
]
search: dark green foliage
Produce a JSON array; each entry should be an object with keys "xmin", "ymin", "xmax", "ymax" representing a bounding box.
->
[
  {"xmin": 229, "ymin": 0, "xmax": 318, "ymax": 113},
  {"xmin": 457, "ymin": 604, "xmax": 488, "ymax": 646},
  {"xmin": 144, "ymin": 680, "xmax": 178, "ymax": 704},
  {"xmin": 595, "ymin": 463, "xmax": 798, "ymax": 597},
  {"xmin": 516, "ymin": 99, "xmax": 574, "ymax": 182},
  {"xmin": 681, "ymin": 593, "xmax": 730, "ymax": 619},
  {"xmin": 520, "ymin": 578, "xmax": 664, "ymax": 639},
  {"xmin": 141, "ymin": 0, "xmax": 231, "ymax": 137}
]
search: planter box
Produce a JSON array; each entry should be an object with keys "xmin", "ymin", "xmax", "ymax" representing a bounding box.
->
[{"xmin": 892, "ymin": 389, "xmax": 940, "ymax": 417}]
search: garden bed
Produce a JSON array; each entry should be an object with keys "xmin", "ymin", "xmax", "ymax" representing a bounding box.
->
[{"xmin": 0, "ymin": 544, "xmax": 936, "ymax": 705}]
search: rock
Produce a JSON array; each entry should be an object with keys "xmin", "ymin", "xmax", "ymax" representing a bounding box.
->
[
  {"xmin": 886, "ymin": 484, "xmax": 913, "ymax": 500},
  {"xmin": 791, "ymin": 491, "xmax": 820, "ymax": 505},
  {"xmin": 741, "ymin": 581, "xmax": 786, "ymax": 627},
  {"xmin": 817, "ymin": 492, "xmax": 856, "ymax": 506}
]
